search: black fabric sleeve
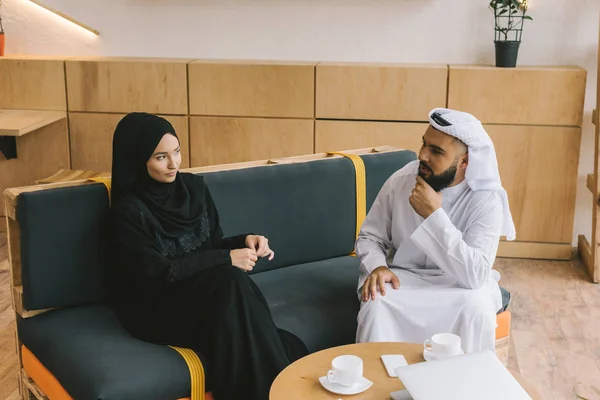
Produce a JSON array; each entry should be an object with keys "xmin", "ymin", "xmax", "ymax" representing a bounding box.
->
[
  {"xmin": 218, "ymin": 233, "xmax": 250, "ymax": 250},
  {"xmin": 167, "ymin": 247, "xmax": 231, "ymax": 282},
  {"xmin": 111, "ymin": 201, "xmax": 232, "ymax": 285}
]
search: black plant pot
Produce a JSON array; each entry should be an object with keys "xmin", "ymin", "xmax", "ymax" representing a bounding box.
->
[{"xmin": 494, "ymin": 40, "xmax": 520, "ymax": 68}]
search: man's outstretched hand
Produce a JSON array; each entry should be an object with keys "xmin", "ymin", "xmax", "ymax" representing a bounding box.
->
[{"xmin": 361, "ymin": 266, "xmax": 400, "ymax": 302}]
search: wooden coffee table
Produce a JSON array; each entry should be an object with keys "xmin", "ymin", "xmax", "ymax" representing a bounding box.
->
[{"xmin": 269, "ymin": 342, "xmax": 541, "ymax": 399}]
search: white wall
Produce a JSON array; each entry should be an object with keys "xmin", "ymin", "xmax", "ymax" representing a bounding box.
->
[{"xmin": 2, "ymin": 0, "xmax": 599, "ymax": 246}]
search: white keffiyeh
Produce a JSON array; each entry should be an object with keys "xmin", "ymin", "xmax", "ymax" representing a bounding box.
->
[{"xmin": 428, "ymin": 108, "xmax": 516, "ymax": 241}]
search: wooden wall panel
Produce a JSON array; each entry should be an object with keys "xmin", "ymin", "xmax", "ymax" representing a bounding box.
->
[
  {"xmin": 497, "ymin": 241, "xmax": 572, "ymax": 260},
  {"xmin": 488, "ymin": 125, "xmax": 581, "ymax": 243},
  {"xmin": 0, "ymin": 119, "xmax": 70, "ymax": 215},
  {"xmin": 318, "ymin": 122, "xmax": 581, "ymax": 245},
  {"xmin": 316, "ymin": 63, "xmax": 447, "ymax": 121},
  {"xmin": 448, "ymin": 65, "xmax": 587, "ymax": 126},
  {"xmin": 189, "ymin": 60, "xmax": 315, "ymax": 118},
  {"xmin": 315, "ymin": 120, "xmax": 426, "ymax": 154},
  {"xmin": 65, "ymin": 57, "xmax": 193, "ymax": 114},
  {"xmin": 69, "ymin": 113, "xmax": 190, "ymax": 172},
  {"xmin": 189, "ymin": 117, "xmax": 313, "ymax": 166},
  {"xmin": 0, "ymin": 57, "xmax": 68, "ymax": 111}
]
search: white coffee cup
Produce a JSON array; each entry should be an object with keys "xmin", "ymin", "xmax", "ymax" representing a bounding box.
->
[
  {"xmin": 326, "ymin": 355, "xmax": 363, "ymax": 387},
  {"xmin": 424, "ymin": 333, "xmax": 462, "ymax": 357}
]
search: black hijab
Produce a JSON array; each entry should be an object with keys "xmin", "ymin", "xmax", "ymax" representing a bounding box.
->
[{"xmin": 111, "ymin": 112, "xmax": 206, "ymax": 238}]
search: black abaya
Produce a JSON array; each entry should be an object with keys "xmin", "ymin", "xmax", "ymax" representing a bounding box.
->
[{"xmin": 108, "ymin": 113, "xmax": 308, "ymax": 400}]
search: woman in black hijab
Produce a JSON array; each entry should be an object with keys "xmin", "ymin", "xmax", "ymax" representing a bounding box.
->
[{"xmin": 109, "ymin": 112, "xmax": 308, "ymax": 400}]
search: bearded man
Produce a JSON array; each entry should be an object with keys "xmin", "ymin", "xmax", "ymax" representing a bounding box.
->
[{"xmin": 354, "ymin": 108, "xmax": 516, "ymax": 353}]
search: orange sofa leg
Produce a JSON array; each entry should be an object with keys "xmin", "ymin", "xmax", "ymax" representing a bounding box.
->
[{"xmin": 495, "ymin": 311, "xmax": 511, "ymax": 366}]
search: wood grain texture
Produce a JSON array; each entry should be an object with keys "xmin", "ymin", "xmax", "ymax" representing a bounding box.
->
[
  {"xmin": 0, "ymin": 110, "xmax": 66, "ymax": 137},
  {"xmin": 496, "ymin": 258, "xmax": 600, "ymax": 399},
  {"xmin": 0, "ymin": 322, "xmax": 17, "ymax": 400},
  {"xmin": 0, "ymin": 58, "xmax": 68, "ymax": 111},
  {"xmin": 12, "ymin": 286, "xmax": 53, "ymax": 319},
  {"xmin": 65, "ymin": 57, "xmax": 192, "ymax": 114},
  {"xmin": 34, "ymin": 170, "xmax": 110, "ymax": 185},
  {"xmin": 497, "ymin": 241, "xmax": 572, "ymax": 260},
  {"xmin": 189, "ymin": 117, "xmax": 313, "ymax": 166},
  {"xmin": 6, "ymin": 218, "xmax": 20, "ymax": 288},
  {"xmin": 69, "ymin": 113, "xmax": 190, "ymax": 172},
  {"xmin": 588, "ymin": 173, "xmax": 596, "ymax": 200},
  {"xmin": 269, "ymin": 342, "xmax": 541, "ymax": 399},
  {"xmin": 488, "ymin": 125, "xmax": 581, "ymax": 244},
  {"xmin": 590, "ymin": 15, "xmax": 600, "ymax": 283},
  {"xmin": 4, "ymin": 389, "xmax": 19, "ymax": 400},
  {"xmin": 448, "ymin": 65, "xmax": 587, "ymax": 126},
  {"xmin": 0, "ymin": 119, "xmax": 70, "ymax": 216},
  {"xmin": 316, "ymin": 122, "xmax": 581, "ymax": 248},
  {"xmin": 0, "ymin": 252, "xmax": 18, "ymax": 400},
  {"xmin": 20, "ymin": 369, "xmax": 48, "ymax": 400},
  {"xmin": 578, "ymin": 235, "xmax": 594, "ymax": 282},
  {"xmin": 315, "ymin": 120, "xmax": 427, "ymax": 153},
  {"xmin": 270, "ymin": 146, "xmax": 400, "ymax": 164},
  {"xmin": 189, "ymin": 60, "xmax": 315, "ymax": 118},
  {"xmin": 316, "ymin": 63, "xmax": 447, "ymax": 121}
]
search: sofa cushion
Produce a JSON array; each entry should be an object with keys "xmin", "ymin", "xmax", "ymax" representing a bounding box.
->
[
  {"xmin": 250, "ymin": 256, "xmax": 361, "ymax": 352},
  {"xmin": 250, "ymin": 255, "xmax": 511, "ymax": 352},
  {"xmin": 18, "ymin": 305, "xmax": 197, "ymax": 400},
  {"xmin": 16, "ymin": 150, "xmax": 418, "ymax": 311},
  {"xmin": 202, "ymin": 160, "xmax": 355, "ymax": 274},
  {"xmin": 203, "ymin": 150, "xmax": 418, "ymax": 275},
  {"xmin": 18, "ymin": 259, "xmax": 510, "ymax": 400},
  {"xmin": 16, "ymin": 257, "xmax": 363, "ymax": 400},
  {"xmin": 361, "ymin": 150, "xmax": 419, "ymax": 211},
  {"xmin": 16, "ymin": 184, "xmax": 112, "ymax": 311}
]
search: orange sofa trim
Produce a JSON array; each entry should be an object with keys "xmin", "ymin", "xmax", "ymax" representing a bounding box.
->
[
  {"xmin": 496, "ymin": 310, "xmax": 511, "ymax": 340},
  {"xmin": 21, "ymin": 345, "xmax": 213, "ymax": 400}
]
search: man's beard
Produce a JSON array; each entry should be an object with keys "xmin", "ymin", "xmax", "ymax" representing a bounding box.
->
[{"xmin": 418, "ymin": 161, "xmax": 458, "ymax": 192}]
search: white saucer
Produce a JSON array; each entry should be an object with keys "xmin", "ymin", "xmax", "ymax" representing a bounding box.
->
[
  {"xmin": 318, "ymin": 375, "xmax": 373, "ymax": 395},
  {"xmin": 423, "ymin": 347, "xmax": 464, "ymax": 362}
]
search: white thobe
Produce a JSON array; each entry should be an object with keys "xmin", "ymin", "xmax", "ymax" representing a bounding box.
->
[{"xmin": 355, "ymin": 160, "xmax": 504, "ymax": 354}]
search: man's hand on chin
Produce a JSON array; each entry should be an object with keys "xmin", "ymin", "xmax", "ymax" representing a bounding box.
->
[
  {"xmin": 409, "ymin": 176, "xmax": 442, "ymax": 219},
  {"xmin": 362, "ymin": 266, "xmax": 400, "ymax": 302}
]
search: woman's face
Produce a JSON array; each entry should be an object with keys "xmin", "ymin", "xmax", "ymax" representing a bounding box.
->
[{"xmin": 146, "ymin": 133, "xmax": 181, "ymax": 183}]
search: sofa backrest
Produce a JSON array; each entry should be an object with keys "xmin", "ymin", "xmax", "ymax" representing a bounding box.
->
[{"xmin": 13, "ymin": 149, "xmax": 417, "ymax": 312}]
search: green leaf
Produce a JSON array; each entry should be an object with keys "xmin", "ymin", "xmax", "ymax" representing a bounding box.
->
[
  {"xmin": 523, "ymin": 15, "xmax": 533, "ymax": 20},
  {"xmin": 499, "ymin": 9, "xmax": 508, "ymax": 16}
]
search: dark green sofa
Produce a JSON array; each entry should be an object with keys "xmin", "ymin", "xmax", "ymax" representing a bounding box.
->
[{"xmin": 12, "ymin": 149, "xmax": 509, "ymax": 399}]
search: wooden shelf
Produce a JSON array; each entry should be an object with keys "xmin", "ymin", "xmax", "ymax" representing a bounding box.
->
[
  {"xmin": 578, "ymin": 235, "xmax": 594, "ymax": 278},
  {"xmin": 0, "ymin": 109, "xmax": 66, "ymax": 137},
  {"xmin": 588, "ymin": 174, "xmax": 597, "ymax": 198}
]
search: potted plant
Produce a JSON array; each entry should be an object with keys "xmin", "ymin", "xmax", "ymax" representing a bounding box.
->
[
  {"xmin": 489, "ymin": 0, "xmax": 533, "ymax": 68},
  {"xmin": 0, "ymin": 0, "xmax": 4, "ymax": 56}
]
